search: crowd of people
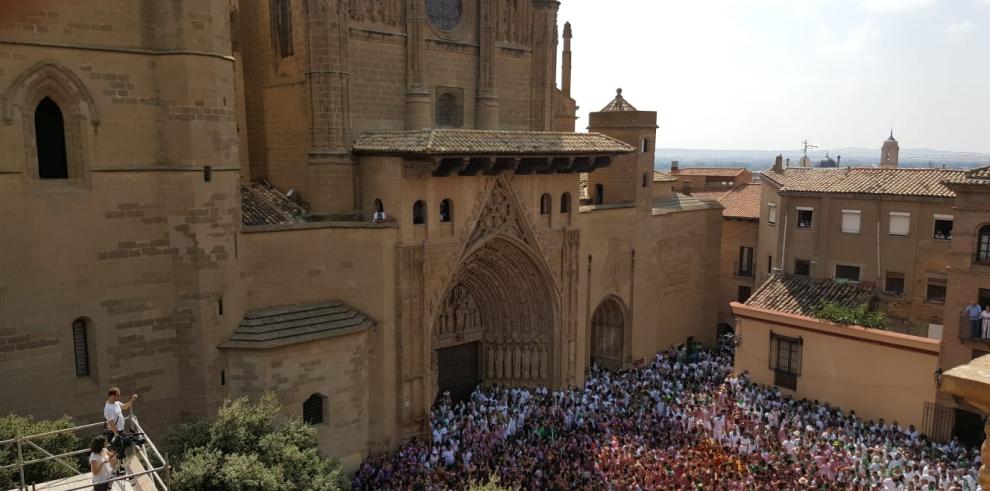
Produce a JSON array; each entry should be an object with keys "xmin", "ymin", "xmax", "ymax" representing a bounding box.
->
[{"xmin": 354, "ymin": 338, "xmax": 983, "ymax": 490}]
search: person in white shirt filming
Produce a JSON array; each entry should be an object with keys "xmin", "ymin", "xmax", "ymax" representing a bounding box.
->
[{"xmin": 103, "ymin": 386, "xmax": 138, "ymax": 475}]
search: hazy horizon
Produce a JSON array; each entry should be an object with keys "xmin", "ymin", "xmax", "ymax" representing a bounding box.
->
[{"xmin": 557, "ymin": 0, "xmax": 990, "ymax": 154}]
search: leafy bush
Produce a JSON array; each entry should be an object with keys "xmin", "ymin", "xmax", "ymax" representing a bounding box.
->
[
  {"xmin": 814, "ymin": 302, "xmax": 887, "ymax": 329},
  {"xmin": 0, "ymin": 414, "xmax": 83, "ymax": 489},
  {"xmin": 167, "ymin": 393, "xmax": 344, "ymax": 491},
  {"xmin": 469, "ymin": 474, "xmax": 514, "ymax": 491}
]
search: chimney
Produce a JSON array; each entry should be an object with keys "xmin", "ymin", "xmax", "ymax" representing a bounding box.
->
[
  {"xmin": 562, "ymin": 22, "xmax": 573, "ymax": 97},
  {"xmin": 786, "ymin": 158, "xmax": 791, "ymax": 168},
  {"xmin": 837, "ymin": 155, "xmax": 841, "ymax": 166},
  {"xmin": 671, "ymin": 160, "xmax": 679, "ymax": 172},
  {"xmin": 773, "ymin": 154, "xmax": 784, "ymax": 172}
]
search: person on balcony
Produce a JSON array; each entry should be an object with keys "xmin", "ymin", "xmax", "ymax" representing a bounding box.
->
[
  {"xmin": 982, "ymin": 305, "xmax": 990, "ymax": 339},
  {"xmin": 963, "ymin": 300, "xmax": 983, "ymax": 338},
  {"xmin": 89, "ymin": 435, "xmax": 118, "ymax": 491}
]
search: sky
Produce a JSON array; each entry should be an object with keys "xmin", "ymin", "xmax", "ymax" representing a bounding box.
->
[{"xmin": 557, "ymin": 0, "xmax": 990, "ymax": 153}]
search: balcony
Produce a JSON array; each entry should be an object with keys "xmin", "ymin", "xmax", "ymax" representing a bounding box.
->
[{"xmin": 958, "ymin": 314, "xmax": 990, "ymax": 346}]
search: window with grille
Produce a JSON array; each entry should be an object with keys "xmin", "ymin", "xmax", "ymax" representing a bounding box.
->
[
  {"xmin": 841, "ymin": 209, "xmax": 861, "ymax": 234},
  {"xmin": 769, "ymin": 333, "xmax": 801, "ymax": 391},
  {"xmin": 72, "ymin": 319, "xmax": 89, "ymax": 376},
  {"xmin": 36, "ymin": 97, "xmax": 68, "ymax": 179},
  {"xmin": 926, "ymin": 278, "xmax": 947, "ymax": 303},
  {"xmin": 435, "ymin": 89, "xmax": 463, "ymax": 128},
  {"xmin": 303, "ymin": 394, "xmax": 325, "ymax": 425},
  {"xmin": 271, "ymin": 0, "xmax": 293, "ymax": 58}
]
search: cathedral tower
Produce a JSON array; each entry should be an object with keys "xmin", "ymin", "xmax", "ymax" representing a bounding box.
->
[
  {"xmin": 587, "ymin": 89, "xmax": 658, "ymax": 206},
  {"xmin": 881, "ymin": 131, "xmax": 900, "ymax": 168}
]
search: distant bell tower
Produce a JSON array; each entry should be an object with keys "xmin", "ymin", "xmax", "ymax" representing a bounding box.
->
[
  {"xmin": 881, "ymin": 131, "xmax": 899, "ymax": 168},
  {"xmin": 587, "ymin": 89, "xmax": 658, "ymax": 207}
]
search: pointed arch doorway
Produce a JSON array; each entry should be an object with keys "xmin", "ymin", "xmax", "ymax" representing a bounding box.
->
[
  {"xmin": 432, "ymin": 236, "xmax": 559, "ymax": 404},
  {"xmin": 590, "ymin": 296, "xmax": 628, "ymax": 370}
]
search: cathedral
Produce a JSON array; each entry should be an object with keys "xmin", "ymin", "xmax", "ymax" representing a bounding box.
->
[{"xmin": 0, "ymin": 0, "xmax": 721, "ymax": 468}]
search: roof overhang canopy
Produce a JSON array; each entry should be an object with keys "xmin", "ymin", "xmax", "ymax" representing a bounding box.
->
[{"xmin": 352, "ymin": 129, "xmax": 635, "ymax": 177}]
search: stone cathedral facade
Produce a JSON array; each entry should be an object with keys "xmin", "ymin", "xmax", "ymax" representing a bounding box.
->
[{"xmin": 0, "ymin": 0, "xmax": 720, "ymax": 468}]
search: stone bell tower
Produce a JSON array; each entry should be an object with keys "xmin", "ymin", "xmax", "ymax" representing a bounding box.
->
[
  {"xmin": 587, "ymin": 89, "xmax": 658, "ymax": 207},
  {"xmin": 881, "ymin": 131, "xmax": 900, "ymax": 168}
]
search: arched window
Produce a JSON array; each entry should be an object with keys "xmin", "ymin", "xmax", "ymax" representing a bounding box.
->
[
  {"xmin": 303, "ymin": 394, "xmax": 325, "ymax": 425},
  {"xmin": 271, "ymin": 0, "xmax": 293, "ymax": 58},
  {"xmin": 977, "ymin": 225, "xmax": 990, "ymax": 264},
  {"xmin": 436, "ymin": 91, "xmax": 462, "ymax": 128},
  {"xmin": 539, "ymin": 193, "xmax": 552, "ymax": 215},
  {"xmin": 72, "ymin": 318, "xmax": 89, "ymax": 376},
  {"xmin": 594, "ymin": 184, "xmax": 604, "ymax": 205},
  {"xmin": 413, "ymin": 200, "xmax": 426, "ymax": 225},
  {"xmin": 560, "ymin": 193, "xmax": 571, "ymax": 213},
  {"xmin": 372, "ymin": 199, "xmax": 385, "ymax": 223},
  {"xmin": 35, "ymin": 97, "xmax": 68, "ymax": 179},
  {"xmin": 440, "ymin": 199, "xmax": 452, "ymax": 223}
]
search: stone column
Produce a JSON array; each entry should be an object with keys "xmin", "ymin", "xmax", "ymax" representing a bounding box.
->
[
  {"xmin": 305, "ymin": 0, "xmax": 350, "ymax": 155},
  {"xmin": 529, "ymin": 0, "xmax": 559, "ymax": 131},
  {"xmin": 940, "ymin": 354, "xmax": 990, "ymax": 488},
  {"xmin": 405, "ymin": 0, "xmax": 431, "ymax": 129},
  {"xmin": 476, "ymin": 0, "xmax": 499, "ymax": 129}
]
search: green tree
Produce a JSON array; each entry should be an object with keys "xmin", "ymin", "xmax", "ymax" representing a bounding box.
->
[
  {"xmin": 167, "ymin": 393, "xmax": 344, "ymax": 491},
  {"xmin": 0, "ymin": 414, "xmax": 83, "ymax": 489},
  {"xmin": 814, "ymin": 301, "xmax": 887, "ymax": 329},
  {"xmin": 468, "ymin": 474, "xmax": 514, "ymax": 491}
]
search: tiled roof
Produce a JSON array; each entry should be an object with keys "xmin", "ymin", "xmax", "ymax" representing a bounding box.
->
[
  {"xmin": 651, "ymin": 193, "xmax": 723, "ymax": 216},
  {"xmin": 745, "ymin": 274, "xmax": 875, "ymax": 318},
  {"xmin": 240, "ymin": 181, "xmax": 307, "ymax": 227},
  {"xmin": 352, "ymin": 129, "xmax": 635, "ymax": 156},
  {"xmin": 761, "ymin": 167, "xmax": 963, "ymax": 198},
  {"xmin": 687, "ymin": 190, "xmax": 730, "ymax": 202},
  {"xmin": 945, "ymin": 165, "xmax": 990, "ymax": 186},
  {"xmin": 221, "ymin": 301, "xmax": 375, "ymax": 349},
  {"xmin": 653, "ymin": 171, "xmax": 678, "ymax": 182},
  {"xmin": 718, "ymin": 183, "xmax": 762, "ymax": 220},
  {"xmin": 600, "ymin": 88, "xmax": 638, "ymax": 112},
  {"xmin": 673, "ymin": 167, "xmax": 748, "ymax": 177}
]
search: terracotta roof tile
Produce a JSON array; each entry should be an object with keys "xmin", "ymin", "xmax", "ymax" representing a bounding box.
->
[
  {"xmin": 240, "ymin": 181, "xmax": 307, "ymax": 227},
  {"xmin": 745, "ymin": 274, "xmax": 875, "ymax": 318},
  {"xmin": 688, "ymin": 190, "xmax": 730, "ymax": 202},
  {"xmin": 673, "ymin": 167, "xmax": 748, "ymax": 177},
  {"xmin": 651, "ymin": 194, "xmax": 723, "ymax": 216},
  {"xmin": 653, "ymin": 171, "xmax": 678, "ymax": 182},
  {"xmin": 945, "ymin": 165, "xmax": 990, "ymax": 186},
  {"xmin": 600, "ymin": 88, "xmax": 638, "ymax": 112},
  {"xmin": 718, "ymin": 183, "xmax": 762, "ymax": 219},
  {"xmin": 762, "ymin": 167, "xmax": 963, "ymax": 198},
  {"xmin": 352, "ymin": 129, "xmax": 635, "ymax": 156}
]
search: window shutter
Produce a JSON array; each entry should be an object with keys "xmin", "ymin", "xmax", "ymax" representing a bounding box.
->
[
  {"xmin": 841, "ymin": 209, "xmax": 861, "ymax": 234},
  {"xmin": 890, "ymin": 212, "xmax": 910, "ymax": 236},
  {"xmin": 768, "ymin": 332, "xmax": 778, "ymax": 370}
]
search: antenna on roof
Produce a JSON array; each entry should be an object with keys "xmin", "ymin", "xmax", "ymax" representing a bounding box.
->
[{"xmin": 801, "ymin": 139, "xmax": 819, "ymax": 157}]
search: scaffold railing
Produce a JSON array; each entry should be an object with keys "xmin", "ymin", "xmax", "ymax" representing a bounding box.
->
[{"xmin": 0, "ymin": 415, "xmax": 168, "ymax": 491}]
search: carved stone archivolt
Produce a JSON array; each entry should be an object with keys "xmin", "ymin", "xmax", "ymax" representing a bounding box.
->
[
  {"xmin": 433, "ymin": 284, "xmax": 482, "ymax": 337},
  {"xmin": 497, "ymin": 0, "xmax": 532, "ymax": 45}
]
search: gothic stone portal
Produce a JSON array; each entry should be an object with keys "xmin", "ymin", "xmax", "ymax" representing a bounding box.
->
[{"xmin": 433, "ymin": 237, "xmax": 556, "ymax": 403}]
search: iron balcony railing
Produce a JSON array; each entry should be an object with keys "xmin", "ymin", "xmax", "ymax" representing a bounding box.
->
[
  {"xmin": 958, "ymin": 314, "xmax": 990, "ymax": 343},
  {"xmin": 0, "ymin": 415, "xmax": 169, "ymax": 491}
]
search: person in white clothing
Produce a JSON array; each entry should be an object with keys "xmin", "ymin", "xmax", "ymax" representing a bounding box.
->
[
  {"xmin": 982, "ymin": 306, "xmax": 990, "ymax": 339},
  {"xmin": 103, "ymin": 386, "xmax": 138, "ymax": 476},
  {"xmin": 89, "ymin": 435, "xmax": 117, "ymax": 491}
]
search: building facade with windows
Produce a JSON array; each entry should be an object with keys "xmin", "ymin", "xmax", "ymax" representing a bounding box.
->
[
  {"xmin": 667, "ymin": 163, "xmax": 753, "ymax": 194},
  {"xmin": 756, "ymin": 153, "xmax": 963, "ymax": 336},
  {"xmin": 732, "ymin": 274, "xmax": 941, "ymax": 430},
  {"xmin": 0, "ymin": 0, "xmax": 722, "ymax": 470}
]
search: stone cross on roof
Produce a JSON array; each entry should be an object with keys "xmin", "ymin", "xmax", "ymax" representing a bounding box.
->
[{"xmin": 600, "ymin": 88, "xmax": 638, "ymax": 112}]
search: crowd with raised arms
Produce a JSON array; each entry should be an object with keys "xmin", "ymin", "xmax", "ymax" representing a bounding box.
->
[{"xmin": 353, "ymin": 338, "xmax": 983, "ymax": 490}]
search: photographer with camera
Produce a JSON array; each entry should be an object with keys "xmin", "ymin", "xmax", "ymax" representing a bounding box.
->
[{"xmin": 103, "ymin": 387, "xmax": 138, "ymax": 476}]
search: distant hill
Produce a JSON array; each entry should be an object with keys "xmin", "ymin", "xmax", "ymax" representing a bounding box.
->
[{"xmin": 655, "ymin": 147, "xmax": 990, "ymax": 172}]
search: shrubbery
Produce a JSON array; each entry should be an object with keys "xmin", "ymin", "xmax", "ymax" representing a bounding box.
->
[
  {"xmin": 166, "ymin": 393, "xmax": 344, "ymax": 491},
  {"xmin": 814, "ymin": 301, "xmax": 887, "ymax": 329},
  {"xmin": 0, "ymin": 414, "xmax": 83, "ymax": 489}
]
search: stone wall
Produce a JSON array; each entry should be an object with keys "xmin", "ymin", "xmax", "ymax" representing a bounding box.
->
[{"xmin": 718, "ymin": 218, "xmax": 759, "ymax": 328}]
